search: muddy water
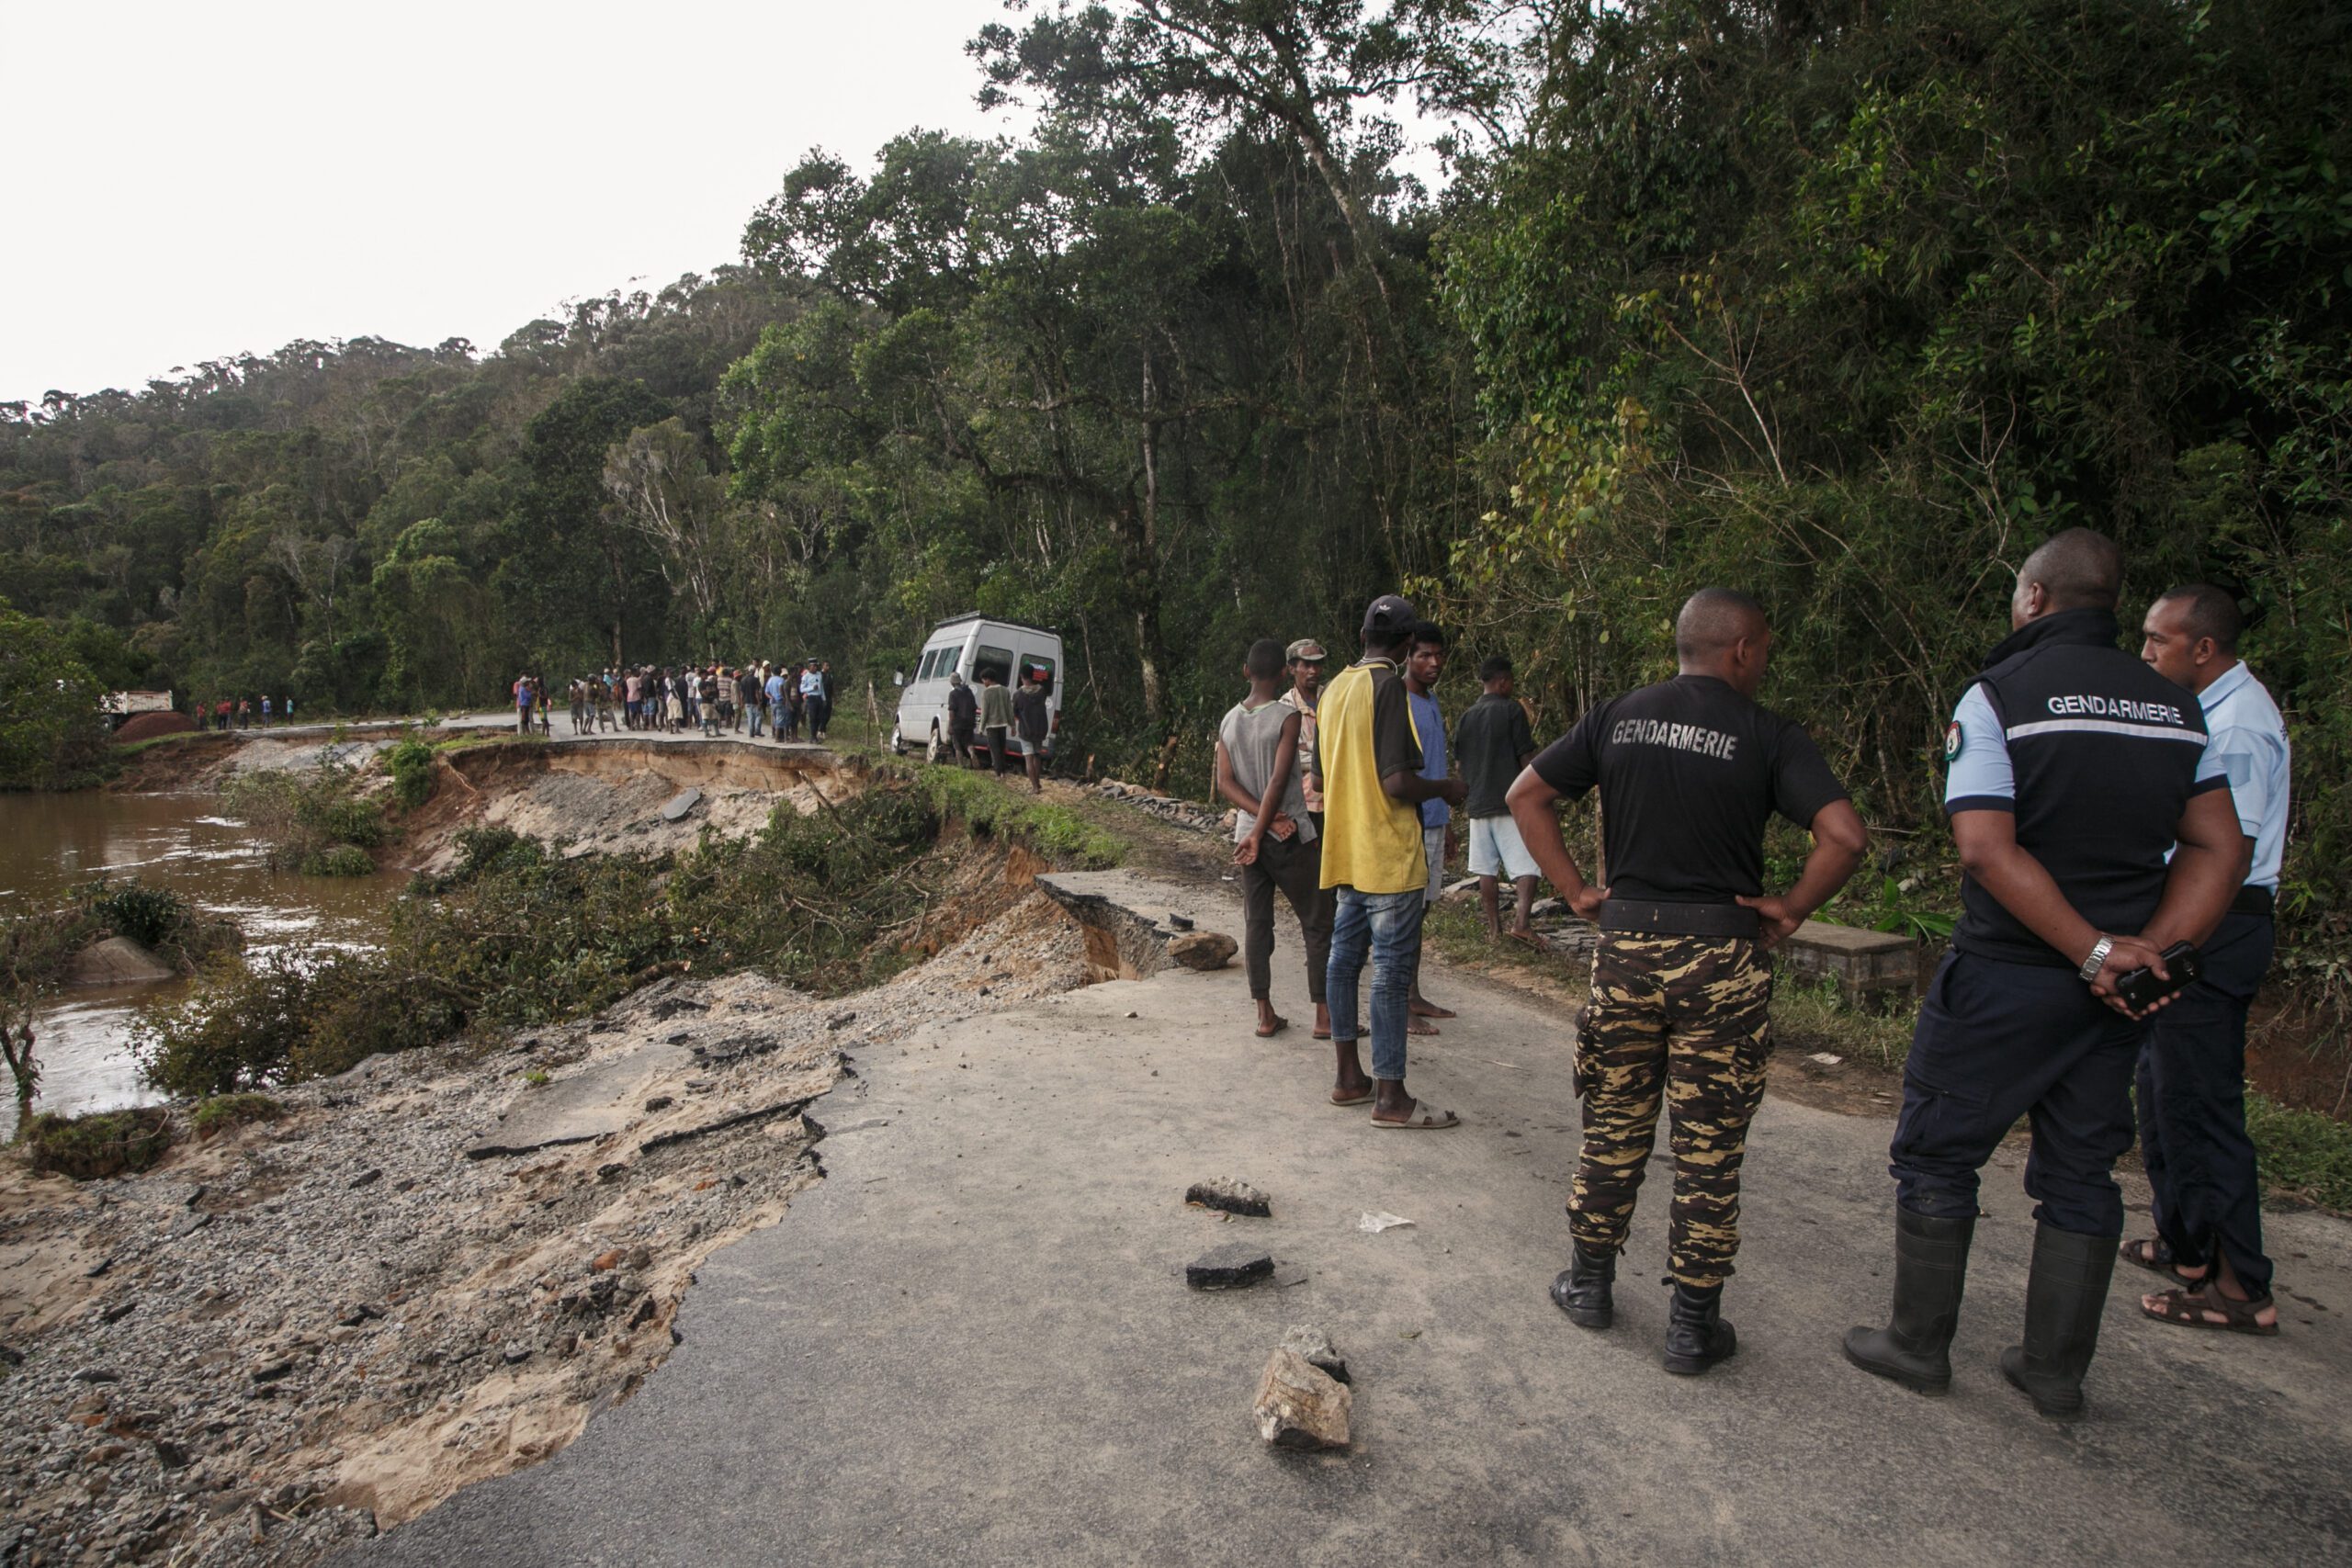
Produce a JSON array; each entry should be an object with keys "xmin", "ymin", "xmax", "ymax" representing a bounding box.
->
[{"xmin": 1, "ymin": 791, "xmax": 400, "ymax": 1116}]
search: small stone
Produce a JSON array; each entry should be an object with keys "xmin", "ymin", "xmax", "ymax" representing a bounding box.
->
[
  {"xmin": 1168, "ymin": 931, "xmax": 1238, "ymax": 971},
  {"xmin": 1186, "ymin": 1246, "xmax": 1274, "ymax": 1291},
  {"xmin": 249, "ymin": 1360, "xmax": 296, "ymax": 1385},
  {"xmin": 173, "ymin": 1213, "xmax": 212, "ymax": 1238},
  {"xmin": 153, "ymin": 1439, "xmax": 191, "ymax": 1470},
  {"xmin": 1252, "ymin": 1348, "xmax": 1351, "ymax": 1450},
  {"xmin": 626, "ymin": 1247, "xmax": 652, "ymax": 1269},
  {"xmin": 1278, "ymin": 1325, "xmax": 1351, "ymax": 1384},
  {"xmin": 644, "ymin": 1096, "xmax": 674, "ymax": 1113},
  {"xmin": 826, "ymin": 1012, "xmax": 857, "ymax": 1031},
  {"xmin": 1185, "ymin": 1178, "xmax": 1272, "ymax": 1218},
  {"xmin": 348, "ymin": 1168, "xmax": 384, "ymax": 1190},
  {"xmin": 72, "ymin": 1369, "xmax": 119, "ymax": 1384},
  {"xmin": 502, "ymin": 1343, "xmax": 532, "ymax": 1365},
  {"xmin": 591, "ymin": 1250, "xmax": 623, "ymax": 1271},
  {"xmin": 84, "ymin": 1258, "xmax": 114, "ymax": 1280},
  {"xmin": 597, "ymin": 1162, "xmax": 630, "ymax": 1182},
  {"xmin": 99, "ymin": 1301, "xmax": 136, "ymax": 1325}
]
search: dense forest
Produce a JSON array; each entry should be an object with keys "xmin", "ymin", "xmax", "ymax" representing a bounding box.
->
[{"xmin": 4, "ymin": 0, "xmax": 2348, "ymax": 992}]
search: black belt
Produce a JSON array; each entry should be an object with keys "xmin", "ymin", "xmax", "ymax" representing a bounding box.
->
[
  {"xmin": 1599, "ymin": 898, "xmax": 1760, "ymax": 939},
  {"xmin": 2231, "ymin": 885, "xmax": 2275, "ymax": 917}
]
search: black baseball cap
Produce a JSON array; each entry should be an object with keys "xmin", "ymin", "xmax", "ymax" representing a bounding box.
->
[{"xmin": 1361, "ymin": 593, "xmax": 1418, "ymax": 637}]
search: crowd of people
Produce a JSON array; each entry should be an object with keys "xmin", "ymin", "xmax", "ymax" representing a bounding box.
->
[
  {"xmin": 192, "ymin": 694, "xmax": 297, "ymax": 730},
  {"xmin": 1214, "ymin": 531, "xmax": 2285, "ymax": 1418},
  {"xmin": 506, "ymin": 661, "xmax": 840, "ymax": 742}
]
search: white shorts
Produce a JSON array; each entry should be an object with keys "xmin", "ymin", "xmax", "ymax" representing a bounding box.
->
[
  {"xmin": 1468, "ymin": 814, "xmax": 1539, "ymax": 881},
  {"xmin": 1423, "ymin": 824, "xmax": 1447, "ymax": 902}
]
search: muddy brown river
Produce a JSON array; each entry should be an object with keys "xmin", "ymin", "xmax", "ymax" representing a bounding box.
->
[{"xmin": 1, "ymin": 790, "xmax": 400, "ymax": 1115}]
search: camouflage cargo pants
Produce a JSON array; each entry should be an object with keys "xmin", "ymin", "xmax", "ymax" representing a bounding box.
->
[{"xmin": 1569, "ymin": 933, "xmax": 1774, "ymax": 1289}]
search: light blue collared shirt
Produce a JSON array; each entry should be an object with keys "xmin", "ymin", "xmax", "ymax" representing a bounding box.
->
[{"xmin": 2193, "ymin": 660, "xmax": 2291, "ymax": 890}]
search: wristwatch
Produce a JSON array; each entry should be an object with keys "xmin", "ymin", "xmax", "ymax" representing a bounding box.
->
[{"xmin": 2077, "ymin": 935, "xmax": 2115, "ymax": 984}]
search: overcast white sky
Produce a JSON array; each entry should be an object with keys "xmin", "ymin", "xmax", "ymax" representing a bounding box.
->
[{"xmin": 0, "ymin": 0, "xmax": 1030, "ymax": 402}]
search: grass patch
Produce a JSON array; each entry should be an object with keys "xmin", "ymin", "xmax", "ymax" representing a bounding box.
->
[
  {"xmin": 220, "ymin": 761, "xmax": 388, "ymax": 874},
  {"xmin": 1420, "ymin": 898, "xmax": 1575, "ymax": 985},
  {"xmin": 20, "ymin": 1107, "xmax": 175, "ymax": 1179},
  {"xmin": 191, "ymin": 1093, "xmax": 285, "ymax": 1138},
  {"xmin": 1769, "ymin": 976, "xmax": 1917, "ymax": 1074},
  {"xmin": 108, "ymin": 731, "xmax": 210, "ymax": 759},
  {"xmin": 2248, "ymin": 1094, "xmax": 2352, "ymax": 1212},
  {"xmin": 906, "ymin": 761, "xmax": 1125, "ymax": 868}
]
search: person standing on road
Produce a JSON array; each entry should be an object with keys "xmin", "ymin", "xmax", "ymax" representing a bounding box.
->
[
  {"xmin": 1509, "ymin": 588, "xmax": 1866, "ymax": 1376},
  {"xmin": 261, "ymin": 694, "xmax": 273, "ymax": 727},
  {"xmin": 740, "ymin": 666, "xmax": 763, "ymax": 737},
  {"xmin": 1843, "ymin": 531, "xmax": 2248, "ymax": 1418},
  {"xmin": 283, "ymin": 696, "xmax": 294, "ymax": 727},
  {"xmin": 1281, "ymin": 639, "xmax": 1327, "ymax": 840},
  {"xmin": 2126, "ymin": 585, "xmax": 2290, "ymax": 1337},
  {"xmin": 977, "ymin": 668, "xmax": 1015, "ymax": 776},
  {"xmin": 1312, "ymin": 593, "xmax": 1464, "ymax": 1130},
  {"xmin": 1012, "ymin": 675, "xmax": 1051, "ymax": 793},
  {"xmin": 1217, "ymin": 638, "xmax": 1332, "ymax": 1041},
  {"xmin": 946, "ymin": 672, "xmax": 978, "ymax": 765},
  {"xmin": 765, "ymin": 664, "xmax": 788, "ymax": 743},
  {"xmin": 1402, "ymin": 622, "xmax": 1457, "ymax": 1032},
  {"xmin": 1454, "ymin": 656, "xmax": 1543, "ymax": 946},
  {"xmin": 819, "ymin": 662, "xmax": 838, "ymax": 741},
  {"xmin": 799, "ymin": 662, "xmax": 824, "ymax": 742},
  {"xmin": 512, "ymin": 674, "xmax": 532, "ymax": 736}
]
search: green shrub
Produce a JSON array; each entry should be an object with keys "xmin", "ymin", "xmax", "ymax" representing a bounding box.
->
[
  {"xmin": 191, "ymin": 1093, "xmax": 285, "ymax": 1137},
  {"xmin": 221, "ymin": 761, "xmax": 388, "ymax": 871},
  {"xmin": 89, "ymin": 884, "xmax": 191, "ymax": 949},
  {"xmin": 300, "ymin": 845, "xmax": 377, "ymax": 877},
  {"xmin": 319, "ymin": 796, "xmax": 386, "ymax": 849},
  {"xmin": 21, "ymin": 1107, "xmax": 175, "ymax": 1179},
  {"xmin": 387, "ymin": 738, "xmax": 435, "ymax": 809}
]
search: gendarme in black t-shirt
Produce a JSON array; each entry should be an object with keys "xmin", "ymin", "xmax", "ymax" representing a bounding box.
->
[{"xmin": 1531, "ymin": 674, "xmax": 1849, "ymax": 905}]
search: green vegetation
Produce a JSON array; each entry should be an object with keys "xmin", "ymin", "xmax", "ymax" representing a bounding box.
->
[
  {"xmin": 190, "ymin": 1092, "xmax": 285, "ymax": 1138},
  {"xmin": 136, "ymin": 784, "xmax": 950, "ymax": 1095},
  {"xmin": 20, "ymin": 1107, "xmax": 175, "ymax": 1179},
  {"xmin": 909, "ymin": 761, "xmax": 1125, "ymax": 869},
  {"xmin": 386, "ymin": 737, "xmax": 435, "ymax": 808},
  {"xmin": 220, "ymin": 761, "xmax": 388, "ymax": 875},
  {"xmin": 2247, "ymin": 1095, "xmax": 2352, "ymax": 1213},
  {"xmin": 0, "ymin": 604, "xmax": 105, "ymax": 788}
]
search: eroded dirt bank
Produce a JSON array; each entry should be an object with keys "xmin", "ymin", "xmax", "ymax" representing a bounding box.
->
[{"xmin": 2, "ymin": 747, "xmax": 1086, "ymax": 1567}]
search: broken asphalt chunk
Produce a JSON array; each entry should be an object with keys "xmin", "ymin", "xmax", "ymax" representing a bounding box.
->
[
  {"xmin": 1186, "ymin": 1245, "xmax": 1274, "ymax": 1291},
  {"xmin": 1185, "ymin": 1178, "xmax": 1272, "ymax": 1218}
]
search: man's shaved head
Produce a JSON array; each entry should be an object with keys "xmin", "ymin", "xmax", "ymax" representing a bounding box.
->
[
  {"xmin": 1674, "ymin": 589, "xmax": 1770, "ymax": 661},
  {"xmin": 2019, "ymin": 528, "xmax": 2123, "ymax": 613}
]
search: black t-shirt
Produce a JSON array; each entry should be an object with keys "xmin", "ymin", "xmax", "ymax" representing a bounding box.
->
[
  {"xmin": 1530, "ymin": 675, "xmax": 1849, "ymax": 904},
  {"xmin": 1012, "ymin": 687, "xmax": 1049, "ymax": 743},
  {"xmin": 1453, "ymin": 692, "xmax": 1537, "ymax": 818}
]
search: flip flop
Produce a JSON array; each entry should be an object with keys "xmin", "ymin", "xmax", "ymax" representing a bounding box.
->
[
  {"xmin": 1330, "ymin": 1089, "xmax": 1374, "ymax": 1107},
  {"xmin": 1372, "ymin": 1100, "xmax": 1460, "ymax": 1130},
  {"xmin": 1255, "ymin": 1018, "xmax": 1290, "ymax": 1039}
]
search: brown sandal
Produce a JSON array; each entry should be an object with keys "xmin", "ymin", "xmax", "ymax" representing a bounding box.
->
[
  {"xmin": 2141, "ymin": 1278, "xmax": 2280, "ymax": 1337},
  {"xmin": 2119, "ymin": 1236, "xmax": 2201, "ymax": 1285}
]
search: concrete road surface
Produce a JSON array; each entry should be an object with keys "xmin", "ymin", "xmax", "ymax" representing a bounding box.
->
[{"xmin": 351, "ymin": 894, "xmax": 2352, "ymax": 1566}]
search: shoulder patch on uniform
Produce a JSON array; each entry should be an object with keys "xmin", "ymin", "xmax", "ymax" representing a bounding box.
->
[{"xmin": 1943, "ymin": 720, "xmax": 1963, "ymax": 761}]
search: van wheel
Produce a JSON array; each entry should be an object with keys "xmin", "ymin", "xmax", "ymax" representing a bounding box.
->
[{"xmin": 925, "ymin": 728, "xmax": 946, "ymax": 764}]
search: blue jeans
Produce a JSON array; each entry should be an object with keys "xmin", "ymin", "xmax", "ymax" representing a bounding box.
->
[
  {"xmin": 1326, "ymin": 887, "xmax": 1425, "ymax": 1083},
  {"xmin": 747, "ymin": 702, "xmax": 764, "ymax": 737}
]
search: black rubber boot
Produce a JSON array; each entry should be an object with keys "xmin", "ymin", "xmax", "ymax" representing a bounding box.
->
[
  {"xmin": 1549, "ymin": 1243, "xmax": 1616, "ymax": 1329},
  {"xmin": 1999, "ymin": 1222, "xmax": 2119, "ymax": 1420},
  {"xmin": 1843, "ymin": 1209, "xmax": 1975, "ymax": 1394},
  {"xmin": 1662, "ymin": 1281, "xmax": 1736, "ymax": 1375}
]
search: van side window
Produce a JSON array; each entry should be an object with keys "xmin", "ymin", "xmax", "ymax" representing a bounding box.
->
[
  {"xmin": 919, "ymin": 649, "xmax": 943, "ymax": 682},
  {"xmin": 1021, "ymin": 654, "xmax": 1057, "ymax": 694},
  {"xmin": 973, "ymin": 645, "xmax": 1013, "ymax": 686}
]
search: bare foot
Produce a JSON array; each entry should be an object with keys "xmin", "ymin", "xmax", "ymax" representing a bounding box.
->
[
  {"xmin": 1409, "ymin": 999, "xmax": 1456, "ymax": 1020},
  {"xmin": 1407, "ymin": 1017, "xmax": 1440, "ymax": 1036},
  {"xmin": 1255, "ymin": 1014, "xmax": 1289, "ymax": 1039}
]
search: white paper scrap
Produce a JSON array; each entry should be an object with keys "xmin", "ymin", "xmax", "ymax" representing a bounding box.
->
[{"xmin": 1359, "ymin": 1212, "xmax": 1414, "ymax": 1233}]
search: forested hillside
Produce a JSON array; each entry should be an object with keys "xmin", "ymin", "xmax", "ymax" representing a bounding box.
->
[{"xmin": 5, "ymin": 0, "xmax": 2348, "ymax": 996}]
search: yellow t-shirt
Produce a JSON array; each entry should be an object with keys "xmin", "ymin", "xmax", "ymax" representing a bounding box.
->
[{"xmin": 1314, "ymin": 658, "xmax": 1427, "ymax": 893}]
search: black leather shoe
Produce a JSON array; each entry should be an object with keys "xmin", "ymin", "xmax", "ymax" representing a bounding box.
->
[
  {"xmin": 1662, "ymin": 1281, "xmax": 1736, "ymax": 1375},
  {"xmin": 1844, "ymin": 1209, "xmax": 1975, "ymax": 1394},
  {"xmin": 2000, "ymin": 1222, "xmax": 2118, "ymax": 1420},
  {"xmin": 1549, "ymin": 1243, "xmax": 1616, "ymax": 1329}
]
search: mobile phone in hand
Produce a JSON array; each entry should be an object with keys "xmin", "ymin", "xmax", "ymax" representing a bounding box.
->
[{"xmin": 2112, "ymin": 942, "xmax": 2203, "ymax": 1011}]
